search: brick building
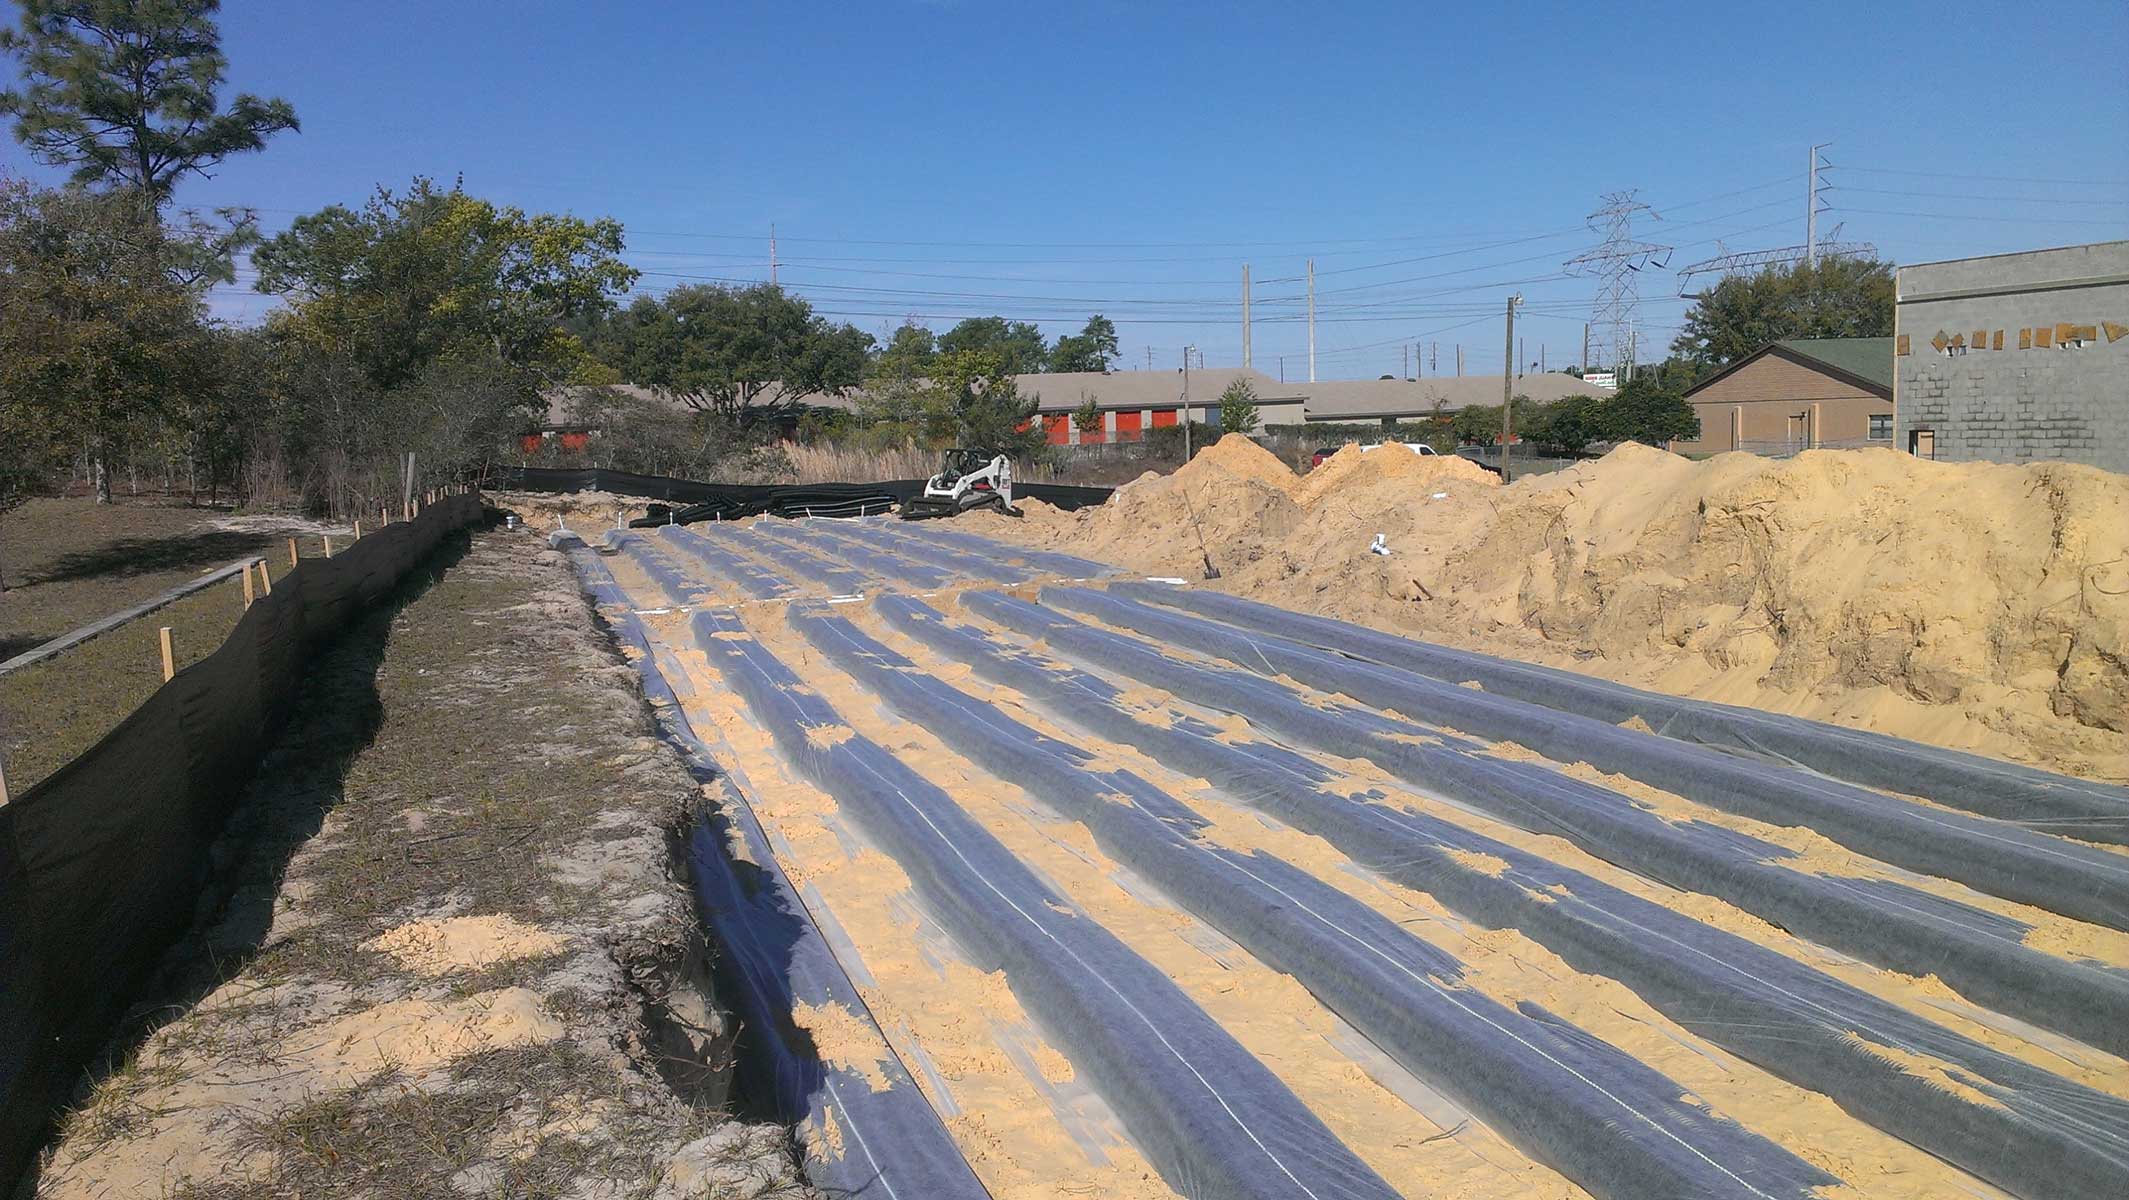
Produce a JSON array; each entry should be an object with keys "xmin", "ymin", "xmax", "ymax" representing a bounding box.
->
[{"xmin": 1895, "ymin": 242, "xmax": 2129, "ymax": 472}]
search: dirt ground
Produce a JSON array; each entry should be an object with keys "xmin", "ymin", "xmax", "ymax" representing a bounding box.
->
[
  {"xmin": 33, "ymin": 525, "xmax": 807, "ymax": 1200},
  {"xmin": 958, "ymin": 436, "xmax": 2129, "ymax": 783}
]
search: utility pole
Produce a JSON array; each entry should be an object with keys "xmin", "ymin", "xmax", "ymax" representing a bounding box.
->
[
  {"xmin": 1430, "ymin": 342, "xmax": 1437, "ymax": 373},
  {"xmin": 1501, "ymin": 294, "xmax": 1522, "ymax": 483},
  {"xmin": 769, "ymin": 224, "xmax": 778, "ymax": 286},
  {"xmin": 1456, "ymin": 344, "xmax": 1463, "ymax": 377},
  {"xmin": 1403, "ymin": 344, "xmax": 1409, "ymax": 380},
  {"xmin": 1242, "ymin": 264, "xmax": 1252, "ymax": 370},
  {"xmin": 1306, "ymin": 258, "xmax": 1317, "ymax": 383},
  {"xmin": 1182, "ymin": 345, "xmax": 1195, "ymax": 460},
  {"xmin": 1279, "ymin": 355, "xmax": 1285, "ymax": 383},
  {"xmin": 1146, "ymin": 347, "xmax": 1154, "ymax": 370},
  {"xmin": 1582, "ymin": 323, "xmax": 1590, "ymax": 372}
]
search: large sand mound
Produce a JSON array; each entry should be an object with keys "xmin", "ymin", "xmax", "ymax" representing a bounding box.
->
[{"xmin": 981, "ymin": 440, "xmax": 2129, "ymax": 781}]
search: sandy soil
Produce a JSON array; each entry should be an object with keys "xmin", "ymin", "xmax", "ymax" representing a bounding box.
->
[
  {"xmin": 34, "ymin": 528, "xmax": 807, "ymax": 1199},
  {"xmin": 957, "ymin": 435, "xmax": 2129, "ymax": 782}
]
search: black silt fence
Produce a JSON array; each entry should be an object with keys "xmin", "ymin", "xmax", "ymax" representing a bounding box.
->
[{"xmin": 0, "ymin": 493, "xmax": 486, "ymax": 1192}]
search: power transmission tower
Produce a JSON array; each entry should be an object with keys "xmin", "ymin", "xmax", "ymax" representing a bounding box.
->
[
  {"xmin": 1674, "ymin": 145, "xmax": 1879, "ymax": 294},
  {"xmin": 1673, "ymin": 226, "xmax": 1878, "ymax": 295},
  {"xmin": 1564, "ymin": 190, "xmax": 1672, "ymax": 379}
]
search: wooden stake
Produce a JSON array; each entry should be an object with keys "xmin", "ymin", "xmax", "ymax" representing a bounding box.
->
[
  {"xmin": 287, "ymin": 536, "xmax": 300, "ymax": 568},
  {"xmin": 323, "ymin": 534, "xmax": 334, "ymax": 558},
  {"xmin": 352, "ymin": 519, "xmax": 361, "ymax": 540},
  {"xmin": 242, "ymin": 566, "xmax": 255, "ymax": 608},
  {"xmin": 0, "ymin": 751, "xmax": 11, "ymax": 807},
  {"xmin": 159, "ymin": 626, "xmax": 175, "ymax": 681},
  {"xmin": 256, "ymin": 559, "xmax": 272, "ymax": 596}
]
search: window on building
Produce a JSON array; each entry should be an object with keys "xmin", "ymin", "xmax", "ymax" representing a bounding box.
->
[{"xmin": 1868, "ymin": 414, "xmax": 1892, "ymax": 440}]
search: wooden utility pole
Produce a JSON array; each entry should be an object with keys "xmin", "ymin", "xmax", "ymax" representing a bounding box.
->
[
  {"xmin": 1501, "ymin": 294, "xmax": 1522, "ymax": 483},
  {"xmin": 1181, "ymin": 345, "xmax": 1195, "ymax": 460}
]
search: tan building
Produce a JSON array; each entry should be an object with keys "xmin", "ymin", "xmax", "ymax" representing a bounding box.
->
[{"xmin": 1673, "ymin": 338, "xmax": 1894, "ymax": 455}]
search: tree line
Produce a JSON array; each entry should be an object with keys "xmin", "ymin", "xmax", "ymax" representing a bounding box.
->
[{"xmin": 0, "ymin": 1, "xmax": 1896, "ymax": 533}]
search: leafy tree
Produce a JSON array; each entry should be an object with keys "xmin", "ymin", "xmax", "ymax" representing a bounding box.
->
[
  {"xmin": 1603, "ymin": 373, "xmax": 1700, "ymax": 446},
  {"xmin": 0, "ymin": 179, "xmax": 218, "ymax": 504},
  {"xmin": 1217, "ymin": 378, "xmax": 1260, "ymax": 435},
  {"xmin": 1453, "ymin": 398, "xmax": 1514, "ymax": 445},
  {"xmin": 1541, "ymin": 393, "xmax": 1607, "ymax": 452},
  {"xmin": 255, "ymin": 178, "xmax": 637, "ymax": 395},
  {"xmin": 926, "ymin": 349, "xmax": 1042, "ymax": 456},
  {"xmin": 589, "ymin": 283, "xmax": 872, "ymax": 423},
  {"xmin": 1048, "ymin": 314, "xmax": 1119, "ymax": 373},
  {"xmin": 1671, "ymin": 257, "xmax": 1894, "ymax": 375},
  {"xmin": 874, "ymin": 321, "xmax": 937, "ymax": 381},
  {"xmin": 0, "ymin": 0, "xmax": 298, "ymax": 203},
  {"xmin": 1071, "ymin": 392, "xmax": 1102, "ymax": 436},
  {"xmin": 938, "ymin": 315, "xmax": 1049, "ymax": 376}
]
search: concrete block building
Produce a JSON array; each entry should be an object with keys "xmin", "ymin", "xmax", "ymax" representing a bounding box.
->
[{"xmin": 1895, "ymin": 241, "xmax": 2129, "ymax": 472}]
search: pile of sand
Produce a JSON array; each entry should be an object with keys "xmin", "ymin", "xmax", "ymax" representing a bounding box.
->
[
  {"xmin": 363, "ymin": 914, "xmax": 570, "ymax": 976},
  {"xmin": 976, "ymin": 436, "xmax": 2129, "ymax": 781},
  {"xmin": 489, "ymin": 488, "xmax": 652, "ymax": 533}
]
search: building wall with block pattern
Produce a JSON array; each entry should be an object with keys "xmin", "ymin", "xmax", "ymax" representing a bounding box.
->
[{"xmin": 1894, "ymin": 241, "xmax": 2129, "ymax": 474}]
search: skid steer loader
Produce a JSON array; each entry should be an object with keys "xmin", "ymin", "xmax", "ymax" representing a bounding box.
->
[{"xmin": 900, "ymin": 448, "xmax": 1022, "ymax": 520}]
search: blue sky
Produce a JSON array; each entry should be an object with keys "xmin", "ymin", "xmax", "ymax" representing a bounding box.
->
[{"xmin": 4, "ymin": 0, "xmax": 2125, "ymax": 380}]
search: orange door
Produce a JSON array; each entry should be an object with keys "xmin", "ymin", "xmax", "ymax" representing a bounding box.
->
[
  {"xmin": 1114, "ymin": 410, "xmax": 1144, "ymax": 442},
  {"xmin": 1150, "ymin": 409, "xmax": 1178, "ymax": 429},
  {"xmin": 1043, "ymin": 414, "xmax": 1072, "ymax": 445}
]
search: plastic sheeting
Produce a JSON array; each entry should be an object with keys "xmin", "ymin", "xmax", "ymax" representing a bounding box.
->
[
  {"xmin": 0, "ymin": 494, "xmax": 486, "ymax": 1193},
  {"xmin": 495, "ymin": 466, "xmax": 1116, "ymax": 521},
  {"xmin": 686, "ymin": 606, "xmax": 1399, "ymax": 1200},
  {"xmin": 801, "ymin": 520, "xmax": 1032, "ymax": 584},
  {"xmin": 557, "ymin": 536, "xmax": 987, "ymax": 1199},
  {"xmin": 1035, "ymin": 586, "xmax": 2129, "ymax": 1052},
  {"xmin": 862, "ymin": 521, "xmax": 1119, "ymax": 580},
  {"xmin": 793, "ymin": 605, "xmax": 1832, "ymax": 1200},
  {"xmin": 952, "ymin": 590, "xmax": 2129, "ymax": 1200},
  {"xmin": 1116, "ymin": 583, "xmax": 2129, "ymax": 845}
]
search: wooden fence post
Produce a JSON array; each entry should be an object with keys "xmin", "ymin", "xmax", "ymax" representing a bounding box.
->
[
  {"xmin": 352, "ymin": 519, "xmax": 361, "ymax": 540},
  {"xmin": 287, "ymin": 536, "xmax": 300, "ymax": 569},
  {"xmin": 323, "ymin": 534, "xmax": 334, "ymax": 558},
  {"xmin": 159, "ymin": 626, "xmax": 175, "ymax": 682},
  {"xmin": 0, "ymin": 752, "xmax": 10, "ymax": 807},
  {"xmin": 255, "ymin": 559, "xmax": 272, "ymax": 596},
  {"xmin": 242, "ymin": 566, "xmax": 255, "ymax": 609}
]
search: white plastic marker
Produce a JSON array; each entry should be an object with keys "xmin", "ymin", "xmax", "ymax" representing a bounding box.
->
[{"xmin": 1369, "ymin": 534, "xmax": 1391, "ymax": 556}]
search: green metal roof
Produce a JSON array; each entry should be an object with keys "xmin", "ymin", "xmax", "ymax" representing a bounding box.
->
[{"xmin": 1775, "ymin": 337, "xmax": 1895, "ymax": 392}]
